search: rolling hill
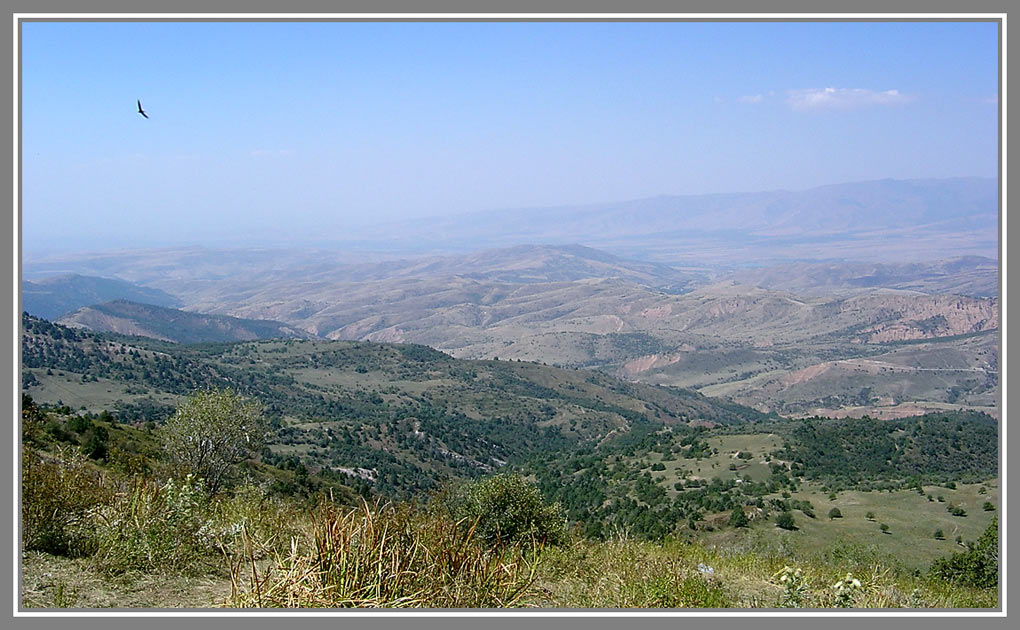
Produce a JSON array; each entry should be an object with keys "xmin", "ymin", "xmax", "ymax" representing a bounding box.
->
[
  {"xmin": 56, "ymin": 300, "xmax": 316, "ymax": 344},
  {"xmin": 724, "ymin": 256, "xmax": 998, "ymax": 298},
  {"xmin": 21, "ymin": 313, "xmax": 768, "ymax": 497},
  {"xmin": 23, "ymin": 241, "xmax": 999, "ymax": 419},
  {"xmin": 22, "ymin": 274, "xmax": 181, "ymax": 320}
]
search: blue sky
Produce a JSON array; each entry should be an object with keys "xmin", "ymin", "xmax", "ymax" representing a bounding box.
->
[{"xmin": 21, "ymin": 20, "xmax": 999, "ymax": 254}]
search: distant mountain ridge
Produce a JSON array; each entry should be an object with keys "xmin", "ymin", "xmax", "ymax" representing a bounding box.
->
[
  {"xmin": 22, "ymin": 274, "xmax": 181, "ymax": 320},
  {"xmin": 725, "ymin": 256, "xmax": 999, "ymax": 298},
  {"xmin": 57, "ymin": 300, "xmax": 316, "ymax": 344},
  {"xmin": 342, "ymin": 177, "xmax": 998, "ymax": 264}
]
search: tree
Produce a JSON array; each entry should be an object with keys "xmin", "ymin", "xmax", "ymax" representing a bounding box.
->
[
  {"xmin": 728, "ymin": 506, "xmax": 749, "ymax": 528},
  {"xmin": 827, "ymin": 507, "xmax": 842, "ymax": 520},
  {"xmin": 82, "ymin": 425, "xmax": 109, "ymax": 460},
  {"xmin": 776, "ymin": 511, "xmax": 796, "ymax": 530},
  {"xmin": 161, "ymin": 389, "xmax": 269, "ymax": 494}
]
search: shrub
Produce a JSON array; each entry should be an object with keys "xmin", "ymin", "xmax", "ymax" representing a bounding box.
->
[
  {"xmin": 22, "ymin": 394, "xmax": 45, "ymax": 444},
  {"xmin": 82, "ymin": 425, "xmax": 109, "ymax": 460},
  {"xmin": 775, "ymin": 511, "xmax": 796, "ymax": 531},
  {"xmin": 948, "ymin": 505, "xmax": 967, "ymax": 517},
  {"xmin": 934, "ymin": 529, "xmax": 945, "ymax": 540},
  {"xmin": 728, "ymin": 507, "xmax": 749, "ymax": 528},
  {"xmin": 880, "ymin": 523, "xmax": 890, "ymax": 534},
  {"xmin": 930, "ymin": 517, "xmax": 997, "ymax": 588},
  {"xmin": 446, "ymin": 473, "xmax": 567, "ymax": 547},
  {"xmin": 66, "ymin": 416, "xmax": 93, "ymax": 434},
  {"xmin": 827, "ymin": 507, "xmax": 842, "ymax": 520},
  {"xmin": 982, "ymin": 502, "xmax": 995, "ymax": 512},
  {"xmin": 22, "ymin": 447, "xmax": 113, "ymax": 556},
  {"xmin": 161, "ymin": 389, "xmax": 269, "ymax": 494}
]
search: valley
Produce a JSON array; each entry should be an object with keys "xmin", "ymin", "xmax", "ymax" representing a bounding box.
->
[
  {"xmin": 17, "ymin": 16, "xmax": 1003, "ymax": 610},
  {"xmin": 18, "ymin": 179, "xmax": 1001, "ymax": 609},
  {"xmin": 19, "ymin": 314, "xmax": 1000, "ymax": 594},
  {"xmin": 24, "ymin": 241, "xmax": 999, "ymax": 419}
]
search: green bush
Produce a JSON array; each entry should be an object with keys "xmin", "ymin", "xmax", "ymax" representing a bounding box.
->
[
  {"xmin": 775, "ymin": 511, "xmax": 796, "ymax": 531},
  {"xmin": 827, "ymin": 507, "xmax": 842, "ymax": 520},
  {"xmin": 728, "ymin": 507, "xmax": 749, "ymax": 528},
  {"xmin": 161, "ymin": 389, "xmax": 269, "ymax": 494},
  {"xmin": 447, "ymin": 473, "xmax": 567, "ymax": 547},
  {"xmin": 82, "ymin": 425, "xmax": 109, "ymax": 460},
  {"xmin": 929, "ymin": 517, "xmax": 997, "ymax": 588}
]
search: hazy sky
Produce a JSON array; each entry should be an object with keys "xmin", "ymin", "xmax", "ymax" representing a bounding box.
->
[{"xmin": 21, "ymin": 20, "xmax": 999, "ymax": 254}]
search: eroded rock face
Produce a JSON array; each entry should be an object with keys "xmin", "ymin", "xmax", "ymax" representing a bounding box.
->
[{"xmin": 853, "ymin": 296, "xmax": 999, "ymax": 343}]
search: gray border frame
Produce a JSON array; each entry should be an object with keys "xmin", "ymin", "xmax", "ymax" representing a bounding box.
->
[{"xmin": 4, "ymin": 1, "xmax": 1012, "ymax": 629}]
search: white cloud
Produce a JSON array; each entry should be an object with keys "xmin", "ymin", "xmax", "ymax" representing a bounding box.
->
[
  {"xmin": 738, "ymin": 94, "xmax": 764, "ymax": 104},
  {"xmin": 786, "ymin": 87, "xmax": 913, "ymax": 111}
]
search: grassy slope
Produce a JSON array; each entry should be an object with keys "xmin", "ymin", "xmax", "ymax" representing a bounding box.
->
[
  {"xmin": 22, "ymin": 316, "xmax": 766, "ymax": 499},
  {"xmin": 619, "ymin": 432, "xmax": 998, "ymax": 571}
]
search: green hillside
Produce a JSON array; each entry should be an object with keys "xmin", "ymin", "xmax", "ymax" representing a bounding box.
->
[
  {"xmin": 18, "ymin": 314, "xmax": 999, "ymax": 609},
  {"xmin": 21, "ymin": 313, "xmax": 767, "ymax": 498}
]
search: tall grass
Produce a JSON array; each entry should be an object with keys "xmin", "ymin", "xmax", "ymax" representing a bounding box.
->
[
  {"xmin": 22, "ymin": 446, "xmax": 114, "ymax": 557},
  {"xmin": 91, "ymin": 476, "xmax": 303, "ymax": 577},
  {"xmin": 91, "ymin": 474, "xmax": 215, "ymax": 575},
  {"xmin": 226, "ymin": 497, "xmax": 541, "ymax": 608},
  {"xmin": 534, "ymin": 535, "xmax": 731, "ymax": 608}
]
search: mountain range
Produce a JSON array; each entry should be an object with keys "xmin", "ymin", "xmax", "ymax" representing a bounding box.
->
[
  {"xmin": 336, "ymin": 177, "xmax": 998, "ymax": 264},
  {"xmin": 20, "ymin": 177, "xmax": 999, "ymax": 421}
]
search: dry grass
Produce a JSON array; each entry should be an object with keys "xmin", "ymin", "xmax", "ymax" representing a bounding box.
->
[{"xmin": 224, "ymin": 497, "xmax": 542, "ymax": 608}]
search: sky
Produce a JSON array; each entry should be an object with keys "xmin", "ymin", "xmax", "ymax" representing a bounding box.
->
[{"xmin": 20, "ymin": 20, "xmax": 999, "ymax": 254}]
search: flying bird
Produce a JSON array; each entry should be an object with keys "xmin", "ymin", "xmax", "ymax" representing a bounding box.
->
[{"xmin": 137, "ymin": 100, "xmax": 148, "ymax": 119}]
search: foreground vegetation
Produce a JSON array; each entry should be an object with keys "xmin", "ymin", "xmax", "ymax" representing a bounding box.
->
[
  {"xmin": 21, "ymin": 392, "xmax": 997, "ymax": 609},
  {"xmin": 19, "ymin": 316, "xmax": 999, "ymax": 609}
]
